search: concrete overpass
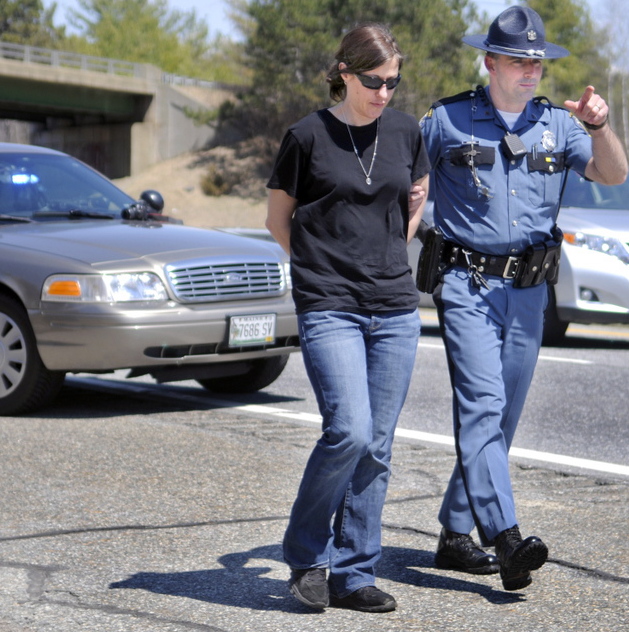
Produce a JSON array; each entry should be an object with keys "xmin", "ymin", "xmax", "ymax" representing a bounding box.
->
[{"xmin": 0, "ymin": 42, "xmax": 231, "ymax": 178}]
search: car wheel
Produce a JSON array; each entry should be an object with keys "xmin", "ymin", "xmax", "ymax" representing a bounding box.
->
[
  {"xmin": 197, "ymin": 354, "xmax": 290, "ymax": 393},
  {"xmin": 542, "ymin": 287, "xmax": 569, "ymax": 346},
  {"xmin": 0, "ymin": 295, "xmax": 65, "ymax": 415}
]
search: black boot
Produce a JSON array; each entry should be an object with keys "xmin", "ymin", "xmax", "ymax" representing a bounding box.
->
[
  {"xmin": 435, "ymin": 528, "xmax": 500, "ymax": 575},
  {"xmin": 494, "ymin": 525, "xmax": 548, "ymax": 591}
]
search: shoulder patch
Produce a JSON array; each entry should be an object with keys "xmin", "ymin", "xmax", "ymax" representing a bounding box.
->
[
  {"xmin": 421, "ymin": 107, "xmax": 434, "ymax": 121},
  {"xmin": 569, "ymin": 113, "xmax": 590, "ymax": 132}
]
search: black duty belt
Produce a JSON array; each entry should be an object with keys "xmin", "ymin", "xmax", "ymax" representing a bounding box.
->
[
  {"xmin": 415, "ymin": 226, "xmax": 563, "ymax": 292},
  {"xmin": 443, "ymin": 242, "xmax": 522, "ymax": 278}
]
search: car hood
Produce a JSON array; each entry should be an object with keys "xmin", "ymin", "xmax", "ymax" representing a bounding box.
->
[
  {"xmin": 0, "ymin": 220, "xmax": 285, "ymax": 266},
  {"xmin": 559, "ymin": 207, "xmax": 629, "ymax": 240}
]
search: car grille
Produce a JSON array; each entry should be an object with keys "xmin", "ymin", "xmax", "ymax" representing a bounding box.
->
[{"xmin": 165, "ymin": 257, "xmax": 286, "ymax": 303}]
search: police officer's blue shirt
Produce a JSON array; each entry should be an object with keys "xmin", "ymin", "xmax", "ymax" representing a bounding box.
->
[{"xmin": 420, "ymin": 87, "xmax": 593, "ymax": 255}]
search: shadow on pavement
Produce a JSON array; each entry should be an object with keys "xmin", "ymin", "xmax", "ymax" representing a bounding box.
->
[
  {"xmin": 109, "ymin": 544, "xmax": 525, "ymax": 612},
  {"xmin": 34, "ymin": 378, "xmax": 303, "ymax": 420}
]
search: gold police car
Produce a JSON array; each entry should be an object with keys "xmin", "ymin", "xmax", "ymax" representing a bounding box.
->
[{"xmin": 0, "ymin": 143, "xmax": 299, "ymax": 415}]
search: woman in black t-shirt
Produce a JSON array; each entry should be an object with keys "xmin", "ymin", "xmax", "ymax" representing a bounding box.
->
[{"xmin": 266, "ymin": 22, "xmax": 430, "ymax": 613}]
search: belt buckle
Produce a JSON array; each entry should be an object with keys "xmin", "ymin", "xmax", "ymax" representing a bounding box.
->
[{"xmin": 503, "ymin": 256, "xmax": 520, "ymax": 278}]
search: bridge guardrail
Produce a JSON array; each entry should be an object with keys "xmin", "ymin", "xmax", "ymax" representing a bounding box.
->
[
  {"xmin": 0, "ymin": 40, "xmax": 234, "ymax": 92},
  {"xmin": 0, "ymin": 41, "xmax": 147, "ymax": 78}
]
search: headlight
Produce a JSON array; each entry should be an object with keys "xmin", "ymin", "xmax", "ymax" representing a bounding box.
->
[
  {"xmin": 283, "ymin": 261, "xmax": 293, "ymax": 290},
  {"xmin": 42, "ymin": 273, "xmax": 168, "ymax": 302},
  {"xmin": 564, "ymin": 231, "xmax": 629, "ymax": 264}
]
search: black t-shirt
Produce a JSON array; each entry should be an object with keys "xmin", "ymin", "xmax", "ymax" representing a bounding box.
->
[{"xmin": 267, "ymin": 107, "xmax": 430, "ymax": 314}]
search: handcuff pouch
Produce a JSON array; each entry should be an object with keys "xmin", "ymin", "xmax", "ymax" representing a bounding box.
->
[{"xmin": 513, "ymin": 227, "xmax": 563, "ymax": 288}]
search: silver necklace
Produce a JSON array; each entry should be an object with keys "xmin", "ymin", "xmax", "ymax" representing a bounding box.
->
[{"xmin": 342, "ymin": 109, "xmax": 379, "ymax": 185}]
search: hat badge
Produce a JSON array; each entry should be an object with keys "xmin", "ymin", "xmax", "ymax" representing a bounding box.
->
[{"xmin": 527, "ymin": 29, "xmax": 537, "ymax": 41}]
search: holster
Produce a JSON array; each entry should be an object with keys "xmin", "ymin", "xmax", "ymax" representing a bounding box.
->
[
  {"xmin": 416, "ymin": 222, "xmax": 446, "ymax": 294},
  {"xmin": 513, "ymin": 226, "xmax": 563, "ymax": 288}
]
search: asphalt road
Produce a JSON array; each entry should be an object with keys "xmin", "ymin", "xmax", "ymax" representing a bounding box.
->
[
  {"xmin": 259, "ymin": 308, "xmax": 629, "ymax": 475},
  {"xmin": 0, "ymin": 308, "xmax": 627, "ymax": 631}
]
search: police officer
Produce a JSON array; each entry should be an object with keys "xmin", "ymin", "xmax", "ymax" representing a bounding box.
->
[{"xmin": 419, "ymin": 6, "xmax": 627, "ymax": 591}]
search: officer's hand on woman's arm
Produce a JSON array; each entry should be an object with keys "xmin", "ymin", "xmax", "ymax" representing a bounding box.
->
[
  {"xmin": 564, "ymin": 85, "xmax": 629, "ymax": 186},
  {"xmin": 407, "ymin": 175, "xmax": 430, "ymax": 243}
]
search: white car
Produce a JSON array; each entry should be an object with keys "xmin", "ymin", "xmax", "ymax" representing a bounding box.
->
[
  {"xmin": 545, "ymin": 169, "xmax": 629, "ymax": 344},
  {"xmin": 410, "ymin": 169, "xmax": 629, "ymax": 345}
]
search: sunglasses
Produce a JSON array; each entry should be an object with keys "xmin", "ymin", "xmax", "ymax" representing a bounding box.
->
[{"xmin": 354, "ymin": 73, "xmax": 402, "ymax": 90}]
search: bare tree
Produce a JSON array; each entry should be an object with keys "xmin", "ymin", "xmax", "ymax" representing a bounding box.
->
[{"xmin": 601, "ymin": 0, "xmax": 629, "ymax": 148}]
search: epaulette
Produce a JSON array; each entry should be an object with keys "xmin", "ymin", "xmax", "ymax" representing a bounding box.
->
[
  {"xmin": 532, "ymin": 95, "xmax": 569, "ymax": 112},
  {"xmin": 532, "ymin": 96, "xmax": 589, "ymax": 131},
  {"xmin": 431, "ymin": 89, "xmax": 477, "ymax": 109}
]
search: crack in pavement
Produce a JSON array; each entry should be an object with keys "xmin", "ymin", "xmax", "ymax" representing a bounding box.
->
[
  {"xmin": 35, "ymin": 598, "xmax": 227, "ymax": 632},
  {"xmin": 1, "ymin": 510, "xmax": 626, "ymax": 591},
  {"xmin": 0, "ymin": 515, "xmax": 289, "ymax": 543}
]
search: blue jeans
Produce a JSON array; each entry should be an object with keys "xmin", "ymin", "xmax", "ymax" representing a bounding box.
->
[{"xmin": 283, "ymin": 309, "xmax": 421, "ymax": 597}]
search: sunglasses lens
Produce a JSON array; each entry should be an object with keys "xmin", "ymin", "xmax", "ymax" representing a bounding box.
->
[
  {"xmin": 356, "ymin": 74, "xmax": 401, "ymax": 90},
  {"xmin": 386, "ymin": 75, "xmax": 401, "ymax": 89},
  {"xmin": 358, "ymin": 75, "xmax": 382, "ymax": 89}
]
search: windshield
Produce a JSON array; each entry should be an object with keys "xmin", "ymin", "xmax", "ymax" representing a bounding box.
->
[
  {"xmin": 0, "ymin": 152, "xmax": 135, "ymax": 218},
  {"xmin": 562, "ymin": 170, "xmax": 629, "ymax": 210}
]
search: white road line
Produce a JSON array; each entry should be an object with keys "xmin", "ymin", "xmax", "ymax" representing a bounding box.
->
[
  {"xmin": 508, "ymin": 446, "xmax": 629, "ymax": 476},
  {"xmin": 71, "ymin": 377, "xmax": 626, "ymax": 477},
  {"xmin": 418, "ymin": 342, "xmax": 445, "ymax": 350},
  {"xmin": 418, "ymin": 342, "xmax": 594, "ymax": 365},
  {"xmin": 538, "ymin": 355, "xmax": 592, "ymax": 364},
  {"xmin": 235, "ymin": 403, "xmax": 629, "ymax": 477}
]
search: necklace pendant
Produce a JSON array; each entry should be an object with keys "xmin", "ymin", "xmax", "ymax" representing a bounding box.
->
[{"xmin": 342, "ymin": 110, "xmax": 379, "ymax": 189}]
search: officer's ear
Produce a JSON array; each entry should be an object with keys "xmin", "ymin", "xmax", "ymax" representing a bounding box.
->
[{"xmin": 484, "ymin": 55, "xmax": 496, "ymax": 74}]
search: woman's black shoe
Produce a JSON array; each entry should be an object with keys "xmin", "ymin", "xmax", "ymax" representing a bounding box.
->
[
  {"xmin": 330, "ymin": 586, "xmax": 396, "ymax": 612},
  {"xmin": 288, "ymin": 568, "xmax": 329, "ymax": 609}
]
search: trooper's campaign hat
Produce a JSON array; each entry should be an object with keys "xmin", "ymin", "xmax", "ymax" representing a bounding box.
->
[{"xmin": 462, "ymin": 6, "xmax": 570, "ymax": 59}]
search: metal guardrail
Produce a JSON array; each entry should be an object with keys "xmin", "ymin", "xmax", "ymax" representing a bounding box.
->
[
  {"xmin": 161, "ymin": 73, "xmax": 219, "ymax": 89},
  {"xmin": 0, "ymin": 40, "xmax": 147, "ymax": 78},
  {"xmin": 0, "ymin": 40, "xmax": 221, "ymax": 89}
]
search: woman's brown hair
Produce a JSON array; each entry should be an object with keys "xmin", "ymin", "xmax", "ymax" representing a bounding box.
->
[{"xmin": 327, "ymin": 23, "xmax": 404, "ymax": 102}]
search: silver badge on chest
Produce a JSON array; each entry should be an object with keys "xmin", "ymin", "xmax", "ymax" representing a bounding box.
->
[{"xmin": 541, "ymin": 130, "xmax": 557, "ymax": 152}]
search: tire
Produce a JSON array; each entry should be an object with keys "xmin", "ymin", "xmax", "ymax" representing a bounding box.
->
[
  {"xmin": 0, "ymin": 295, "xmax": 65, "ymax": 415},
  {"xmin": 542, "ymin": 287, "xmax": 569, "ymax": 346},
  {"xmin": 197, "ymin": 354, "xmax": 290, "ymax": 393}
]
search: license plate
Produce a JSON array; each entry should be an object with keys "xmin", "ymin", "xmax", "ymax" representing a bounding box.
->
[{"xmin": 228, "ymin": 313, "xmax": 276, "ymax": 347}]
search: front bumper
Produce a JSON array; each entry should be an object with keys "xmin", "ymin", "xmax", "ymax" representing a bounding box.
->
[
  {"xmin": 554, "ymin": 246, "xmax": 629, "ymax": 325},
  {"xmin": 30, "ymin": 295, "xmax": 299, "ymax": 372}
]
